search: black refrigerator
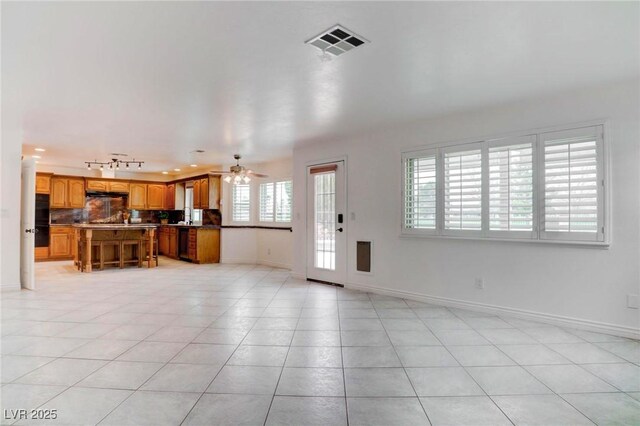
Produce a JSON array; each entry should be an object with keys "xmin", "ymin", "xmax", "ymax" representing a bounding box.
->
[{"xmin": 35, "ymin": 194, "xmax": 49, "ymax": 248}]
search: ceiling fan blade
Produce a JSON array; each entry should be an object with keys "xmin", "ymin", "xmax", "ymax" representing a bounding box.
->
[{"xmin": 247, "ymin": 171, "xmax": 269, "ymax": 178}]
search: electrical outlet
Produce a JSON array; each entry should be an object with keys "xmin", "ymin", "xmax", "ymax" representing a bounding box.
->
[
  {"xmin": 474, "ymin": 278, "xmax": 484, "ymax": 289},
  {"xmin": 627, "ymin": 294, "xmax": 639, "ymax": 309}
]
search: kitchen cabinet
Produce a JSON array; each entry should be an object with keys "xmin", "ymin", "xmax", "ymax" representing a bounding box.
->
[
  {"xmin": 165, "ymin": 184, "xmax": 175, "ymax": 210},
  {"xmin": 147, "ymin": 184, "xmax": 165, "ymax": 210},
  {"xmin": 193, "ymin": 179, "xmax": 201, "ymax": 209},
  {"xmin": 68, "ymin": 179, "xmax": 85, "ymax": 208},
  {"xmin": 168, "ymin": 227, "xmax": 177, "ymax": 258},
  {"xmin": 199, "ymin": 178, "xmax": 209, "ymax": 209},
  {"xmin": 158, "ymin": 226, "xmax": 170, "ymax": 255},
  {"xmin": 185, "ymin": 228, "xmax": 220, "ymax": 263},
  {"xmin": 35, "ymin": 174, "xmax": 51, "ymax": 194},
  {"xmin": 129, "ymin": 183, "xmax": 147, "ymax": 209},
  {"xmin": 86, "ymin": 180, "xmax": 130, "ymax": 193},
  {"xmin": 50, "ymin": 177, "xmax": 85, "ymax": 208},
  {"xmin": 49, "ymin": 227, "xmax": 75, "ymax": 259}
]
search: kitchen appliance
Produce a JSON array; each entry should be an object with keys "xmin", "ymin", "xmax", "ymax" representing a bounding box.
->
[
  {"xmin": 178, "ymin": 228, "xmax": 190, "ymax": 261},
  {"xmin": 35, "ymin": 194, "xmax": 50, "ymax": 248}
]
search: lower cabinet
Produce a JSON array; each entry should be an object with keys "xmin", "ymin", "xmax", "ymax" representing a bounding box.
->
[
  {"xmin": 49, "ymin": 227, "xmax": 75, "ymax": 259},
  {"xmin": 158, "ymin": 226, "xmax": 219, "ymax": 263}
]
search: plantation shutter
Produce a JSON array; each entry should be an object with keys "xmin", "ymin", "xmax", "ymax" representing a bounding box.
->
[
  {"xmin": 540, "ymin": 126, "xmax": 603, "ymax": 241},
  {"xmin": 275, "ymin": 181, "xmax": 292, "ymax": 222},
  {"xmin": 403, "ymin": 152, "xmax": 437, "ymax": 231},
  {"xmin": 232, "ymin": 184, "xmax": 251, "ymax": 222},
  {"xmin": 488, "ymin": 136, "xmax": 535, "ymax": 237},
  {"xmin": 443, "ymin": 146, "xmax": 482, "ymax": 233},
  {"xmin": 259, "ymin": 183, "xmax": 274, "ymax": 222}
]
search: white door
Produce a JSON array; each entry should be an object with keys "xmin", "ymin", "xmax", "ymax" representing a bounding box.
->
[
  {"xmin": 21, "ymin": 158, "xmax": 36, "ymax": 290},
  {"xmin": 306, "ymin": 161, "xmax": 347, "ymax": 284}
]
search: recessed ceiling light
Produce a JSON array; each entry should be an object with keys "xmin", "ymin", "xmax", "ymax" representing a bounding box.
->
[
  {"xmin": 190, "ymin": 164, "xmax": 198, "ymax": 168},
  {"xmin": 162, "ymin": 171, "xmax": 168, "ymax": 175},
  {"xmin": 35, "ymin": 160, "xmax": 39, "ymax": 164},
  {"xmin": 173, "ymin": 168, "xmax": 181, "ymax": 172},
  {"xmin": 35, "ymin": 148, "xmax": 46, "ymax": 152},
  {"xmin": 32, "ymin": 155, "xmax": 41, "ymax": 159}
]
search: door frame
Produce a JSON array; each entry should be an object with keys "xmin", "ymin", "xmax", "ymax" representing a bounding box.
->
[
  {"xmin": 21, "ymin": 158, "xmax": 36, "ymax": 290},
  {"xmin": 304, "ymin": 155, "xmax": 348, "ymax": 285}
]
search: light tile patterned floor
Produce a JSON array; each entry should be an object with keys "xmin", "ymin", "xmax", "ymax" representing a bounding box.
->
[{"xmin": 1, "ymin": 258, "xmax": 639, "ymax": 425}]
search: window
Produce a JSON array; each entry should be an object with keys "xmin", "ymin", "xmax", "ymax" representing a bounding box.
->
[
  {"xmin": 232, "ymin": 184, "xmax": 250, "ymax": 222},
  {"xmin": 259, "ymin": 180, "xmax": 292, "ymax": 223},
  {"xmin": 403, "ymin": 152, "xmax": 437, "ymax": 230},
  {"xmin": 402, "ymin": 124, "xmax": 606, "ymax": 244},
  {"xmin": 443, "ymin": 146, "xmax": 482, "ymax": 233},
  {"xmin": 488, "ymin": 136, "xmax": 535, "ymax": 238},
  {"xmin": 540, "ymin": 127, "xmax": 604, "ymax": 242}
]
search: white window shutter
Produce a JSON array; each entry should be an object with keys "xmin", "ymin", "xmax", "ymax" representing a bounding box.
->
[
  {"xmin": 275, "ymin": 181, "xmax": 292, "ymax": 222},
  {"xmin": 540, "ymin": 126, "xmax": 604, "ymax": 241},
  {"xmin": 232, "ymin": 184, "xmax": 251, "ymax": 222},
  {"xmin": 487, "ymin": 136, "xmax": 535, "ymax": 238},
  {"xmin": 403, "ymin": 152, "xmax": 437, "ymax": 231},
  {"xmin": 443, "ymin": 146, "xmax": 483, "ymax": 233},
  {"xmin": 259, "ymin": 183, "xmax": 274, "ymax": 222}
]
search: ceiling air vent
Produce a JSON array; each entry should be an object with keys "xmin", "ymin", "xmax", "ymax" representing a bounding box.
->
[{"xmin": 306, "ymin": 24, "xmax": 369, "ymax": 59}]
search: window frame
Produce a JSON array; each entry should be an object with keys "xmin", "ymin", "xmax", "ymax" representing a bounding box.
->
[
  {"xmin": 400, "ymin": 121, "xmax": 609, "ymax": 246},
  {"xmin": 231, "ymin": 183, "xmax": 251, "ymax": 223}
]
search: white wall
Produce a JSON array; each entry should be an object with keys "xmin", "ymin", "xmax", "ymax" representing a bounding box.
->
[
  {"xmin": 292, "ymin": 78, "xmax": 640, "ymax": 337},
  {"xmin": 220, "ymin": 157, "xmax": 293, "ymax": 269}
]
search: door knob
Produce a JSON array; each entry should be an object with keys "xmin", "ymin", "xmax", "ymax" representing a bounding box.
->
[
  {"xmin": 336, "ymin": 227, "xmax": 343, "ymax": 233},
  {"xmin": 25, "ymin": 228, "xmax": 37, "ymax": 233}
]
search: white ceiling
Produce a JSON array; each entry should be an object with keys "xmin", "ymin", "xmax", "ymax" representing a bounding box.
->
[{"xmin": 3, "ymin": 1, "xmax": 638, "ymax": 173}]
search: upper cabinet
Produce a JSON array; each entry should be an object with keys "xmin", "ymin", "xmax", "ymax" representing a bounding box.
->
[
  {"xmin": 147, "ymin": 184, "xmax": 165, "ymax": 210},
  {"xmin": 129, "ymin": 183, "xmax": 147, "ymax": 210},
  {"xmin": 86, "ymin": 179, "xmax": 130, "ymax": 193},
  {"xmin": 50, "ymin": 177, "xmax": 85, "ymax": 208},
  {"xmin": 35, "ymin": 174, "xmax": 51, "ymax": 194},
  {"xmin": 166, "ymin": 184, "xmax": 176, "ymax": 210},
  {"xmin": 192, "ymin": 176, "xmax": 220, "ymax": 209}
]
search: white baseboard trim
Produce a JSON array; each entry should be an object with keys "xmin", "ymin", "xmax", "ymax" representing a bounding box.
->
[
  {"xmin": 344, "ymin": 282, "xmax": 640, "ymax": 340},
  {"xmin": 257, "ymin": 259, "xmax": 292, "ymax": 270},
  {"xmin": 290, "ymin": 272, "xmax": 306, "ymax": 280},
  {"xmin": 220, "ymin": 258, "xmax": 258, "ymax": 265}
]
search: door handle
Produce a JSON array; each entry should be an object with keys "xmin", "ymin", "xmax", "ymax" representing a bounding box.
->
[
  {"xmin": 336, "ymin": 227, "xmax": 343, "ymax": 233},
  {"xmin": 25, "ymin": 228, "xmax": 37, "ymax": 233}
]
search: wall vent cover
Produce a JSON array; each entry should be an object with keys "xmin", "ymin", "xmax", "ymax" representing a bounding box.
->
[{"xmin": 306, "ymin": 24, "xmax": 369, "ymax": 58}]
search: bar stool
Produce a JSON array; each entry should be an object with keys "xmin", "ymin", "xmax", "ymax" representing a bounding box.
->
[{"xmin": 121, "ymin": 239, "xmax": 143, "ymax": 268}]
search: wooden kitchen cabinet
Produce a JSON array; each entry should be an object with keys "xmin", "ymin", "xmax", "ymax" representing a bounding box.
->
[
  {"xmin": 199, "ymin": 178, "xmax": 209, "ymax": 209},
  {"xmin": 86, "ymin": 179, "xmax": 109, "ymax": 191},
  {"xmin": 129, "ymin": 183, "xmax": 147, "ymax": 209},
  {"xmin": 68, "ymin": 179, "xmax": 85, "ymax": 208},
  {"xmin": 35, "ymin": 174, "xmax": 51, "ymax": 194},
  {"xmin": 50, "ymin": 177, "xmax": 85, "ymax": 208},
  {"xmin": 49, "ymin": 227, "xmax": 75, "ymax": 259},
  {"xmin": 50, "ymin": 178, "xmax": 68, "ymax": 208},
  {"xmin": 168, "ymin": 227, "xmax": 177, "ymax": 258},
  {"xmin": 147, "ymin": 184, "xmax": 165, "ymax": 210},
  {"xmin": 108, "ymin": 181, "xmax": 130, "ymax": 193},
  {"xmin": 209, "ymin": 176, "xmax": 221, "ymax": 209},
  {"xmin": 186, "ymin": 228, "xmax": 220, "ymax": 263},
  {"xmin": 165, "ymin": 184, "xmax": 175, "ymax": 210},
  {"xmin": 158, "ymin": 226, "xmax": 170, "ymax": 255},
  {"xmin": 193, "ymin": 179, "xmax": 201, "ymax": 209}
]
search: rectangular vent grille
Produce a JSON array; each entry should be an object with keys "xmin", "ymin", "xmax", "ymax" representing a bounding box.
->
[
  {"xmin": 306, "ymin": 24, "xmax": 369, "ymax": 58},
  {"xmin": 356, "ymin": 241, "xmax": 372, "ymax": 273}
]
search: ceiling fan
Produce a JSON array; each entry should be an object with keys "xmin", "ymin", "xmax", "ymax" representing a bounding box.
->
[{"xmin": 210, "ymin": 154, "xmax": 268, "ymax": 184}]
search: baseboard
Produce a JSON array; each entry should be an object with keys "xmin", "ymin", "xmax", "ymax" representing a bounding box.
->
[
  {"xmin": 344, "ymin": 282, "xmax": 640, "ymax": 340},
  {"xmin": 257, "ymin": 259, "xmax": 292, "ymax": 270},
  {"xmin": 220, "ymin": 258, "xmax": 258, "ymax": 265},
  {"xmin": 290, "ymin": 272, "xmax": 306, "ymax": 280}
]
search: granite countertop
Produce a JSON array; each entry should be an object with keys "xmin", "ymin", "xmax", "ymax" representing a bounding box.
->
[
  {"xmin": 71, "ymin": 223, "xmax": 159, "ymax": 229},
  {"xmin": 161, "ymin": 224, "xmax": 221, "ymax": 229}
]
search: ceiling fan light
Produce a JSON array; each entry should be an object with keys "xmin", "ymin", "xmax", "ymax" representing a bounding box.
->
[
  {"xmin": 233, "ymin": 175, "xmax": 242, "ymax": 184},
  {"xmin": 243, "ymin": 176, "xmax": 251, "ymax": 183},
  {"xmin": 224, "ymin": 175, "xmax": 232, "ymax": 183}
]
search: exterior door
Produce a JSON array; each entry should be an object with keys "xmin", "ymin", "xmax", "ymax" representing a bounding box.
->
[
  {"xmin": 306, "ymin": 161, "xmax": 347, "ymax": 284},
  {"xmin": 21, "ymin": 158, "xmax": 36, "ymax": 290}
]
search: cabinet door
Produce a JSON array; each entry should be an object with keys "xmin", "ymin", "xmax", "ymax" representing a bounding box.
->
[
  {"xmin": 86, "ymin": 180, "xmax": 109, "ymax": 191},
  {"xmin": 68, "ymin": 179, "xmax": 86, "ymax": 208},
  {"xmin": 209, "ymin": 176, "xmax": 221, "ymax": 209},
  {"xmin": 129, "ymin": 184, "xmax": 147, "ymax": 209},
  {"xmin": 169, "ymin": 233, "xmax": 177, "ymax": 257},
  {"xmin": 147, "ymin": 184, "xmax": 165, "ymax": 210},
  {"xmin": 200, "ymin": 178, "xmax": 209, "ymax": 209},
  {"xmin": 165, "ymin": 184, "xmax": 175, "ymax": 210},
  {"xmin": 108, "ymin": 181, "xmax": 130, "ymax": 193},
  {"xmin": 35, "ymin": 174, "xmax": 51, "ymax": 194},
  {"xmin": 50, "ymin": 229, "xmax": 72, "ymax": 258},
  {"xmin": 193, "ymin": 180, "xmax": 201, "ymax": 209},
  {"xmin": 50, "ymin": 178, "xmax": 68, "ymax": 208}
]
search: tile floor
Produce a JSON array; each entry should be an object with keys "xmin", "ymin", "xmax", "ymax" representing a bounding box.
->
[{"xmin": 1, "ymin": 258, "xmax": 639, "ymax": 425}]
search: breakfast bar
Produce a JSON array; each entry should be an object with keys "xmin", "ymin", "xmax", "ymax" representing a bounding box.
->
[{"xmin": 73, "ymin": 224, "xmax": 158, "ymax": 272}]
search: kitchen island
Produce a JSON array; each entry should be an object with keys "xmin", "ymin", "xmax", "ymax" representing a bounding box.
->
[{"xmin": 74, "ymin": 224, "xmax": 158, "ymax": 272}]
